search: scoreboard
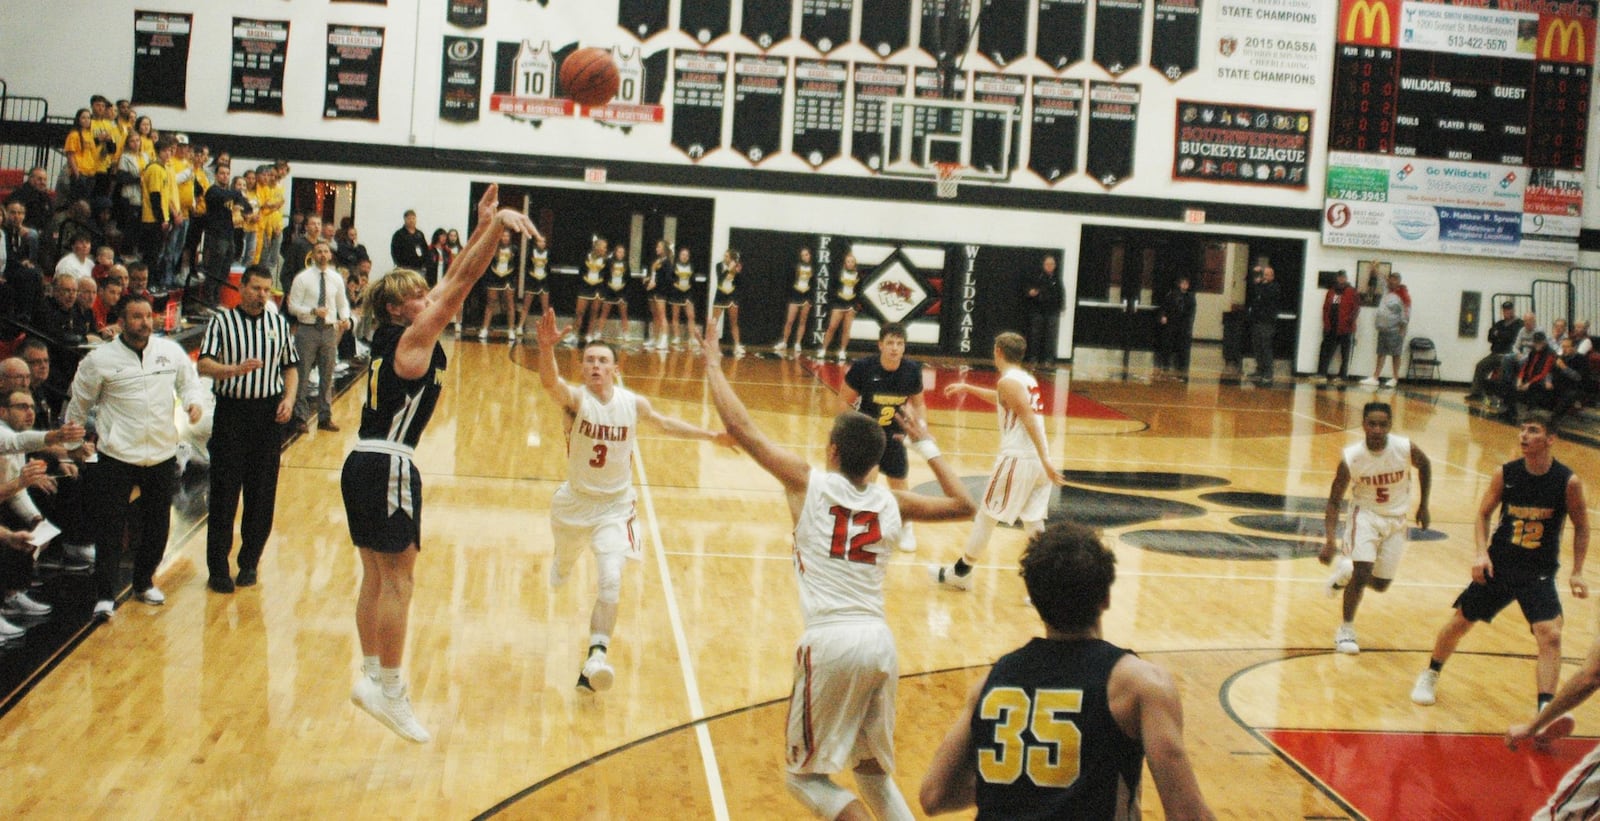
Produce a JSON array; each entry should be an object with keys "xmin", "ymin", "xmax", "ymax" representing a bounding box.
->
[{"xmin": 1324, "ymin": 0, "xmax": 1595, "ymax": 262}]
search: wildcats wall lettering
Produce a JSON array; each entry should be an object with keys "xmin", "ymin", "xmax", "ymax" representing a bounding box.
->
[{"xmin": 958, "ymin": 245, "xmax": 979, "ymax": 353}]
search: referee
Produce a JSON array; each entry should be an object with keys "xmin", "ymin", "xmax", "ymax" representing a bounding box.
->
[{"xmin": 198, "ymin": 265, "xmax": 300, "ymax": 593}]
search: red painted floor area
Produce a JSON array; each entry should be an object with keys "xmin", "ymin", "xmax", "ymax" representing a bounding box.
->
[
  {"xmin": 807, "ymin": 360, "xmax": 1131, "ymax": 421},
  {"xmin": 1265, "ymin": 728, "xmax": 1597, "ymax": 819}
]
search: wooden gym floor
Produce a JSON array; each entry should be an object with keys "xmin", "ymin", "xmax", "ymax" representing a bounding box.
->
[{"xmin": 3, "ymin": 339, "xmax": 1599, "ymax": 819}]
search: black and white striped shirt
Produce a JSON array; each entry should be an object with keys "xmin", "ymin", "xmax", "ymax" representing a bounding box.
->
[{"xmin": 199, "ymin": 305, "xmax": 301, "ymax": 399}]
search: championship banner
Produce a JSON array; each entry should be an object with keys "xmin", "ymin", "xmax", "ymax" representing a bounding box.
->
[
  {"xmin": 922, "ymin": 0, "xmax": 971, "ymax": 61},
  {"xmin": 1028, "ymin": 77, "xmax": 1083, "ymax": 182},
  {"xmin": 741, "ymin": 0, "xmax": 792, "ymax": 50},
  {"xmin": 620, "ymin": 0, "xmax": 669, "ymax": 40},
  {"xmin": 132, "ymin": 11, "xmax": 192, "ymax": 109},
  {"xmin": 1151, "ymin": 0, "xmax": 1201, "ymax": 80},
  {"xmin": 791, "ymin": 59, "xmax": 846, "ymax": 167},
  {"xmin": 977, "ymin": 0, "xmax": 1030, "ymax": 66},
  {"xmin": 1174, "ymin": 101, "xmax": 1310, "ymax": 187},
  {"xmin": 1092, "ymin": 0, "xmax": 1146, "ymax": 75},
  {"xmin": 681, "ymin": 1, "xmax": 731, "ymax": 46},
  {"xmin": 1037, "ymin": 0, "xmax": 1089, "ymax": 69},
  {"xmin": 1212, "ymin": 0, "xmax": 1324, "ymax": 88},
  {"xmin": 1086, "ymin": 81, "xmax": 1139, "ymax": 188},
  {"xmin": 801, "ymin": 0, "xmax": 852, "ymax": 53},
  {"xmin": 914, "ymin": 66, "xmax": 968, "ymax": 99},
  {"xmin": 972, "ymin": 72, "xmax": 1024, "ymax": 173},
  {"xmin": 850, "ymin": 63, "xmax": 908, "ymax": 169},
  {"xmin": 325, "ymin": 25, "xmax": 385, "ymax": 121},
  {"xmin": 670, "ymin": 51, "xmax": 728, "ymax": 160},
  {"xmin": 446, "ymin": 0, "xmax": 487, "ymax": 28},
  {"xmin": 731, "ymin": 55, "xmax": 787, "ymax": 163},
  {"xmin": 229, "ymin": 18, "xmax": 289, "ymax": 114},
  {"xmin": 440, "ymin": 36, "xmax": 483, "ymax": 122},
  {"xmin": 861, "ymin": 0, "xmax": 912, "ymax": 58}
]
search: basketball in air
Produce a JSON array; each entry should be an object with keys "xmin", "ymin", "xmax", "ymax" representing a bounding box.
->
[{"xmin": 560, "ymin": 48, "xmax": 621, "ymax": 107}]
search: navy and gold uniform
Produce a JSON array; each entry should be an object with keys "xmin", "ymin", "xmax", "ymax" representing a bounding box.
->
[
  {"xmin": 605, "ymin": 252, "xmax": 630, "ymax": 305},
  {"xmin": 829, "ymin": 263, "xmax": 862, "ymax": 311},
  {"xmin": 843, "ymin": 354, "xmax": 923, "ymax": 480},
  {"xmin": 340, "ymin": 324, "xmax": 447, "ymax": 553},
  {"xmin": 1455, "ymin": 458, "xmax": 1574, "ymax": 624},
  {"xmin": 669, "ymin": 259, "xmax": 696, "ymax": 306},
  {"xmin": 972, "ymin": 638, "xmax": 1143, "ymax": 820},
  {"xmin": 645, "ymin": 254, "xmax": 668, "ymax": 302},
  {"xmin": 487, "ymin": 241, "xmax": 517, "ymax": 290},
  {"xmin": 789, "ymin": 260, "xmax": 813, "ymax": 306},
  {"xmin": 526, "ymin": 246, "xmax": 549, "ymax": 295},
  {"xmin": 580, "ymin": 253, "xmax": 607, "ymax": 300},
  {"xmin": 713, "ymin": 261, "xmax": 740, "ymax": 307}
]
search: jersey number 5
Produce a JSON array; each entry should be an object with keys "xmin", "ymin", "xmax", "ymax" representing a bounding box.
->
[
  {"xmin": 978, "ymin": 687, "xmax": 1083, "ymax": 789},
  {"xmin": 827, "ymin": 505, "xmax": 881, "ymax": 564}
]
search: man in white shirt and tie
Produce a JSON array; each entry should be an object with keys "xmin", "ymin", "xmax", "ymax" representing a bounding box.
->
[{"xmin": 287, "ymin": 241, "xmax": 351, "ymax": 433}]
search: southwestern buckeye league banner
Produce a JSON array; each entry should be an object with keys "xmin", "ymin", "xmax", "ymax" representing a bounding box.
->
[{"xmin": 1174, "ymin": 101, "xmax": 1311, "ymax": 188}]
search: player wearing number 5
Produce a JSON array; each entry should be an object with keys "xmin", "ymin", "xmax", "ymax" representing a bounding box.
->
[
  {"xmin": 918, "ymin": 521, "xmax": 1214, "ymax": 819},
  {"xmin": 1412, "ymin": 411, "xmax": 1590, "ymax": 711},
  {"xmin": 1319, "ymin": 401, "xmax": 1431, "ymax": 655},
  {"xmin": 700, "ymin": 319, "xmax": 974, "ymax": 821},
  {"xmin": 535, "ymin": 307, "xmax": 733, "ymax": 693}
]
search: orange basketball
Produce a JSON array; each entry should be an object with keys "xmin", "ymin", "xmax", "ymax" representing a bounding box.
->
[{"xmin": 560, "ymin": 47, "xmax": 621, "ymax": 107}]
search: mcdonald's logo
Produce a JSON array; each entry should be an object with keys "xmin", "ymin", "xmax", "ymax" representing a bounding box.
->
[
  {"xmin": 1539, "ymin": 16, "xmax": 1595, "ymax": 64},
  {"xmin": 1341, "ymin": 0, "xmax": 1396, "ymax": 47}
]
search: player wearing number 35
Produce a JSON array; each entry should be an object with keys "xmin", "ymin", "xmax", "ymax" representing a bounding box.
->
[
  {"xmin": 918, "ymin": 521, "xmax": 1216, "ymax": 820},
  {"xmin": 700, "ymin": 320, "xmax": 975, "ymax": 821},
  {"xmin": 535, "ymin": 307, "xmax": 735, "ymax": 695}
]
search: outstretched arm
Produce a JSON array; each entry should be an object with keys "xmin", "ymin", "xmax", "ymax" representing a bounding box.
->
[
  {"xmin": 918, "ymin": 678, "xmax": 983, "ymax": 815},
  {"xmin": 700, "ymin": 321, "xmax": 810, "ymax": 494},
  {"xmin": 636, "ymin": 394, "xmax": 735, "ymax": 448},
  {"xmin": 534, "ymin": 307, "xmax": 579, "ymax": 413},
  {"xmin": 1117, "ymin": 658, "xmax": 1216, "ymax": 821},
  {"xmin": 1411, "ymin": 444, "xmax": 1432, "ymax": 529},
  {"xmin": 891, "ymin": 410, "xmax": 976, "ymax": 523}
]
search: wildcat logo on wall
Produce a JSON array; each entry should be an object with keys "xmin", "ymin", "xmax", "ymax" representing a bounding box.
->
[{"xmin": 489, "ymin": 40, "xmax": 664, "ymax": 129}]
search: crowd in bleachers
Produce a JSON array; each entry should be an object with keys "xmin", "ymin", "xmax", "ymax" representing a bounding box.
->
[{"xmin": 1467, "ymin": 303, "xmax": 1600, "ymax": 422}]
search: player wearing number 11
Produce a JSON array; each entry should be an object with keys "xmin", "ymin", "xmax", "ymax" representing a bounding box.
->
[
  {"xmin": 699, "ymin": 319, "xmax": 974, "ymax": 821},
  {"xmin": 918, "ymin": 521, "xmax": 1214, "ymax": 819}
]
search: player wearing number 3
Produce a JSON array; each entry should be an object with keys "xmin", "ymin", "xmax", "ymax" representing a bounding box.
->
[
  {"xmin": 1412, "ymin": 410, "xmax": 1590, "ymax": 712},
  {"xmin": 699, "ymin": 318, "xmax": 974, "ymax": 821},
  {"xmin": 918, "ymin": 521, "xmax": 1215, "ymax": 819},
  {"xmin": 535, "ymin": 307, "xmax": 734, "ymax": 693},
  {"xmin": 1319, "ymin": 401, "xmax": 1432, "ymax": 655}
]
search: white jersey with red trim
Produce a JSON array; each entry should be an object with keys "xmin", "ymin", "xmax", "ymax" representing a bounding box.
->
[
  {"xmin": 1344, "ymin": 435, "xmax": 1412, "ymax": 517},
  {"xmin": 791, "ymin": 469, "xmax": 903, "ymax": 626},
  {"xmin": 997, "ymin": 367, "xmax": 1045, "ymax": 458},
  {"xmin": 565, "ymin": 385, "xmax": 638, "ymax": 497}
]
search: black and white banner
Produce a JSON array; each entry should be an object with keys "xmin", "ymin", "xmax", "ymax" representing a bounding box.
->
[
  {"xmin": 860, "ymin": 0, "xmax": 912, "ymax": 58},
  {"xmin": 972, "ymin": 72, "xmax": 1024, "ymax": 173},
  {"xmin": 446, "ymin": 0, "xmax": 486, "ymax": 28},
  {"xmin": 850, "ymin": 63, "xmax": 907, "ymax": 170},
  {"xmin": 440, "ymin": 36, "xmax": 483, "ymax": 122},
  {"xmin": 1036, "ymin": 0, "xmax": 1088, "ymax": 69},
  {"xmin": 741, "ymin": 0, "xmax": 792, "ymax": 50},
  {"xmin": 325, "ymin": 25, "xmax": 385, "ymax": 120},
  {"xmin": 681, "ymin": 1, "xmax": 731, "ymax": 46},
  {"xmin": 1151, "ymin": 0, "xmax": 1201, "ymax": 80},
  {"xmin": 229, "ymin": 18, "xmax": 289, "ymax": 114},
  {"xmin": 671, "ymin": 51, "xmax": 728, "ymax": 160},
  {"xmin": 1086, "ymin": 80, "xmax": 1139, "ymax": 188},
  {"xmin": 619, "ymin": 0, "xmax": 670, "ymax": 40},
  {"xmin": 1092, "ymin": 0, "xmax": 1145, "ymax": 75},
  {"xmin": 801, "ymin": 0, "xmax": 852, "ymax": 53},
  {"xmin": 731, "ymin": 55, "xmax": 787, "ymax": 163},
  {"xmin": 132, "ymin": 11, "xmax": 192, "ymax": 108},
  {"xmin": 977, "ymin": 0, "xmax": 1030, "ymax": 66},
  {"xmin": 1029, "ymin": 77, "xmax": 1083, "ymax": 183},
  {"xmin": 792, "ymin": 60, "xmax": 846, "ymax": 167}
]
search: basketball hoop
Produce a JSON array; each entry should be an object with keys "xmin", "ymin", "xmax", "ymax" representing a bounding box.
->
[{"xmin": 934, "ymin": 162, "xmax": 963, "ymax": 199}]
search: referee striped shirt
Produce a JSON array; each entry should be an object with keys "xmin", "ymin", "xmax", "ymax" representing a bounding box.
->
[{"xmin": 199, "ymin": 304, "xmax": 301, "ymax": 399}]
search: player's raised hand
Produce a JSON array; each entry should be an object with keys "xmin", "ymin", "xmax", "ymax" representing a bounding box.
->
[
  {"xmin": 536, "ymin": 306, "xmax": 570, "ymax": 350},
  {"xmin": 942, "ymin": 382, "xmax": 970, "ymax": 398},
  {"xmin": 696, "ymin": 316, "xmax": 721, "ymax": 367},
  {"xmin": 496, "ymin": 208, "xmax": 539, "ymax": 239},
  {"xmin": 476, "ymin": 183, "xmax": 499, "ymax": 227}
]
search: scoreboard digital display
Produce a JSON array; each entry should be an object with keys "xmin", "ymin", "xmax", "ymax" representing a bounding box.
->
[{"xmin": 1324, "ymin": 0, "xmax": 1596, "ymax": 262}]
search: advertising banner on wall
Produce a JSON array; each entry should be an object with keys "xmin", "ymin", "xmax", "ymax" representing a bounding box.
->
[
  {"xmin": 440, "ymin": 36, "xmax": 483, "ymax": 122},
  {"xmin": 791, "ymin": 60, "xmax": 846, "ymax": 167},
  {"xmin": 1086, "ymin": 81, "xmax": 1140, "ymax": 187},
  {"xmin": 325, "ymin": 25, "xmax": 385, "ymax": 120},
  {"xmin": 1028, "ymin": 77, "xmax": 1083, "ymax": 183},
  {"xmin": 1174, "ymin": 101, "xmax": 1311, "ymax": 187},
  {"xmin": 229, "ymin": 18, "xmax": 289, "ymax": 114},
  {"xmin": 132, "ymin": 11, "xmax": 193, "ymax": 109}
]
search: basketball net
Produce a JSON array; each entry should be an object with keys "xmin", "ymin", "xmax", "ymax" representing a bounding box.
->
[{"xmin": 934, "ymin": 162, "xmax": 963, "ymax": 199}]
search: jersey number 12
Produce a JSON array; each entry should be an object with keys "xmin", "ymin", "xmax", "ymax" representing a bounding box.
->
[{"xmin": 827, "ymin": 505, "xmax": 881, "ymax": 564}]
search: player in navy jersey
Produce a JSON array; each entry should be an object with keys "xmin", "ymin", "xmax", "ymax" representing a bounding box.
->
[
  {"xmin": 341, "ymin": 185, "xmax": 540, "ymax": 743},
  {"xmin": 920, "ymin": 521, "xmax": 1215, "ymax": 820},
  {"xmin": 840, "ymin": 322, "xmax": 928, "ymax": 551},
  {"xmin": 1413, "ymin": 411, "xmax": 1590, "ymax": 712}
]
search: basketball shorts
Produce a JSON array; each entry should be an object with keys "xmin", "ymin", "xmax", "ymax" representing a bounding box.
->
[
  {"xmin": 878, "ymin": 436, "xmax": 907, "ymax": 481},
  {"xmin": 1537, "ymin": 743, "xmax": 1600, "ymax": 820},
  {"xmin": 341, "ymin": 447, "xmax": 423, "ymax": 553},
  {"xmin": 981, "ymin": 454, "xmax": 1054, "ymax": 525},
  {"xmin": 550, "ymin": 483, "xmax": 641, "ymax": 565},
  {"xmin": 785, "ymin": 620, "xmax": 898, "ymax": 776},
  {"xmin": 1343, "ymin": 507, "xmax": 1408, "ymax": 580},
  {"xmin": 1454, "ymin": 568, "xmax": 1562, "ymax": 625}
]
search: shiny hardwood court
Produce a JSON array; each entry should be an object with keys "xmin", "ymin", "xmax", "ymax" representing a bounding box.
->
[{"xmin": 4, "ymin": 340, "xmax": 1599, "ymax": 819}]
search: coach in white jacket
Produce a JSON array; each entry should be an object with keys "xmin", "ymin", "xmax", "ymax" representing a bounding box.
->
[{"xmin": 66, "ymin": 296, "xmax": 207, "ymax": 620}]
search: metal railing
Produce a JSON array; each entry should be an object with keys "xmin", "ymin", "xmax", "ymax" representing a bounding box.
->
[{"xmin": 0, "ymin": 78, "xmax": 67, "ymax": 184}]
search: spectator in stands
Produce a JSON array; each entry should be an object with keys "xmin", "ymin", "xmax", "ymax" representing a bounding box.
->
[
  {"xmin": 128, "ymin": 117, "xmax": 156, "ymax": 166},
  {"xmin": 335, "ymin": 225, "xmax": 369, "ymax": 272},
  {"xmin": 68, "ymin": 295, "xmax": 207, "ymax": 620},
  {"xmin": 1316, "ymin": 272, "xmax": 1360, "ymax": 383},
  {"xmin": 284, "ymin": 214, "xmax": 320, "ymax": 279},
  {"xmin": 1548, "ymin": 317, "xmax": 1569, "ymax": 346},
  {"xmin": 391, "ymin": 209, "xmax": 429, "ymax": 271},
  {"xmin": 89, "ymin": 245, "xmax": 114, "ymax": 282},
  {"xmin": 4, "ymin": 168, "xmax": 54, "ymax": 232},
  {"xmin": 114, "ymin": 133, "xmax": 145, "ymax": 236},
  {"xmin": 287, "ymin": 241, "xmax": 351, "ymax": 434},
  {"xmin": 1364, "ymin": 271, "xmax": 1410, "ymax": 388},
  {"xmin": 54, "ymin": 235, "xmax": 93, "ymax": 280},
  {"xmin": 91, "ymin": 277, "xmax": 125, "ymax": 336},
  {"xmin": 159, "ymin": 134, "xmax": 196, "ymax": 287},
  {"xmin": 138, "ymin": 137, "xmax": 177, "ymax": 274},
  {"xmin": 0, "ymin": 393, "xmax": 63, "ymax": 638},
  {"xmin": 200, "ymin": 164, "xmax": 249, "ymax": 305},
  {"xmin": 1020, "ymin": 254, "xmax": 1064, "ymax": 367},
  {"xmin": 1247, "ymin": 257, "xmax": 1282, "ymax": 386},
  {"xmin": 319, "ymin": 217, "xmax": 340, "ymax": 256},
  {"xmin": 232, "ymin": 173, "xmax": 259, "ymax": 268},
  {"xmin": 87, "ymin": 96, "xmax": 124, "ymax": 201},
  {"xmin": 63, "ymin": 109, "xmax": 100, "ymax": 203},
  {"xmin": 34, "ymin": 273, "xmax": 86, "ymax": 346},
  {"xmin": 115, "ymin": 100, "xmax": 135, "ymax": 135},
  {"xmin": 254, "ymin": 165, "xmax": 286, "ymax": 284},
  {"xmin": 3, "ymin": 202, "xmax": 43, "ymax": 285},
  {"xmin": 1468, "ymin": 301, "xmax": 1523, "ymax": 403},
  {"xmin": 1553, "ymin": 336, "xmax": 1591, "ymax": 415},
  {"xmin": 1512, "ymin": 332, "xmax": 1557, "ymax": 414},
  {"xmin": 19, "ymin": 339, "xmax": 66, "ymax": 425},
  {"xmin": 12, "ymin": 347, "xmax": 92, "ymax": 578},
  {"xmin": 1572, "ymin": 320, "xmax": 1593, "ymax": 356},
  {"xmin": 124, "ymin": 261, "xmax": 152, "ymax": 305}
]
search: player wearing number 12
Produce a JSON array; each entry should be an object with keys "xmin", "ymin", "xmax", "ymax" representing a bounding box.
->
[
  {"xmin": 918, "ymin": 521, "xmax": 1215, "ymax": 819},
  {"xmin": 535, "ymin": 307, "xmax": 734, "ymax": 693},
  {"xmin": 699, "ymin": 319, "xmax": 975, "ymax": 821}
]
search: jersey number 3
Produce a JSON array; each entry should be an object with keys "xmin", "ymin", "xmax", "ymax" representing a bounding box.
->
[
  {"xmin": 827, "ymin": 505, "xmax": 881, "ymax": 564},
  {"xmin": 979, "ymin": 687, "xmax": 1083, "ymax": 789}
]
